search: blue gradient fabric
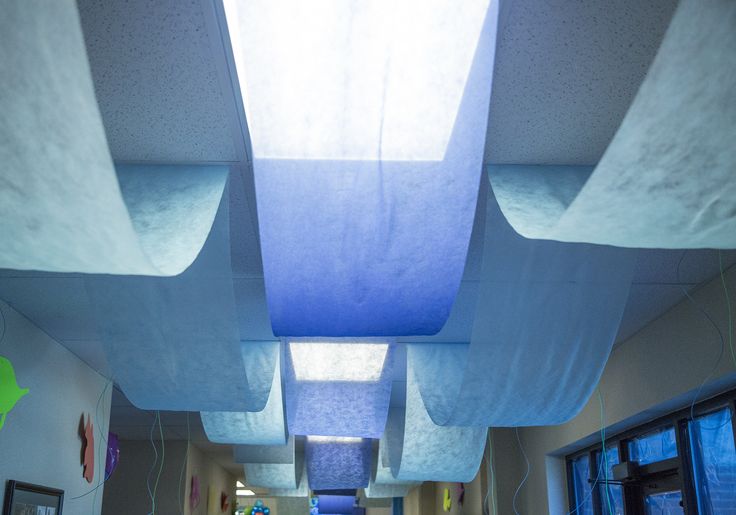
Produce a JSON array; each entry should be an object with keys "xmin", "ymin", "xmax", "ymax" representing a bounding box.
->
[
  {"xmin": 411, "ymin": 177, "xmax": 637, "ymax": 426},
  {"xmin": 305, "ymin": 438, "xmax": 372, "ymax": 490},
  {"xmin": 284, "ymin": 343, "xmax": 394, "ymax": 438},
  {"xmin": 252, "ymin": 3, "xmax": 499, "ymax": 336}
]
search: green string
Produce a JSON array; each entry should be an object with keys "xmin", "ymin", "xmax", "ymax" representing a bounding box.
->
[
  {"xmin": 719, "ymin": 251, "xmax": 735, "ymax": 368},
  {"xmin": 598, "ymin": 389, "xmax": 613, "ymax": 515}
]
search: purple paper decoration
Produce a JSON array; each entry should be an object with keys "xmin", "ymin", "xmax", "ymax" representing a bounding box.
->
[
  {"xmin": 305, "ymin": 437, "xmax": 371, "ymax": 490},
  {"xmin": 190, "ymin": 476, "xmax": 201, "ymax": 509},
  {"xmin": 105, "ymin": 431, "xmax": 120, "ymax": 479}
]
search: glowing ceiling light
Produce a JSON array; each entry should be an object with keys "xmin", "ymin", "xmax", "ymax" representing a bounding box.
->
[
  {"xmin": 223, "ymin": 0, "xmax": 490, "ymax": 160},
  {"xmin": 236, "ymin": 489, "xmax": 255, "ymax": 496},
  {"xmin": 236, "ymin": 481, "xmax": 245, "ymax": 488},
  {"xmin": 289, "ymin": 342, "xmax": 389, "ymax": 382},
  {"xmin": 307, "ymin": 436, "xmax": 363, "ymax": 444}
]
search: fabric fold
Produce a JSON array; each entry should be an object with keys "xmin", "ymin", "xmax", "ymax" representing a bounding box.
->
[
  {"xmin": 0, "ymin": 0, "xmax": 225, "ymax": 275},
  {"xmin": 85, "ymin": 181, "xmax": 256, "ymax": 412},
  {"xmin": 412, "ymin": 177, "xmax": 636, "ymax": 427},
  {"xmin": 489, "ymin": 0, "xmax": 736, "ymax": 249},
  {"xmin": 385, "ymin": 353, "xmax": 486, "ymax": 482},
  {"xmin": 201, "ymin": 342, "xmax": 285, "ymax": 445},
  {"xmin": 284, "ymin": 340, "xmax": 394, "ymax": 438},
  {"xmin": 248, "ymin": 1, "xmax": 500, "ymax": 336}
]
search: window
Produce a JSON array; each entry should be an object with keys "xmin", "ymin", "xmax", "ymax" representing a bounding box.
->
[
  {"xmin": 596, "ymin": 446, "xmax": 624, "ymax": 515},
  {"xmin": 689, "ymin": 407, "xmax": 736, "ymax": 514},
  {"xmin": 569, "ymin": 453, "xmax": 595, "ymax": 515},
  {"xmin": 567, "ymin": 390, "xmax": 736, "ymax": 514}
]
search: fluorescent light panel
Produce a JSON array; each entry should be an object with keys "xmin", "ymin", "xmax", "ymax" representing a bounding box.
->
[
  {"xmin": 223, "ymin": 0, "xmax": 490, "ymax": 160},
  {"xmin": 236, "ymin": 489, "xmax": 255, "ymax": 496},
  {"xmin": 289, "ymin": 342, "xmax": 388, "ymax": 382}
]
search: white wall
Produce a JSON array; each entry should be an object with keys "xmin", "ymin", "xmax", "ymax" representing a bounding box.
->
[
  {"xmin": 491, "ymin": 267, "xmax": 736, "ymax": 514},
  {"xmin": 0, "ymin": 301, "xmax": 112, "ymax": 515}
]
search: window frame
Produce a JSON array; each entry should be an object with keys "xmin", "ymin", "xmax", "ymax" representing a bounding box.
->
[{"xmin": 565, "ymin": 389, "xmax": 736, "ymax": 515}]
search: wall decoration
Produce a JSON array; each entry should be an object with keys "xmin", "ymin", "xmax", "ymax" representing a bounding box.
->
[
  {"xmin": 81, "ymin": 414, "xmax": 95, "ymax": 483},
  {"xmin": 105, "ymin": 432, "xmax": 120, "ymax": 479},
  {"xmin": 456, "ymin": 483, "xmax": 465, "ymax": 505},
  {"xmin": 219, "ymin": 492, "xmax": 229, "ymax": 512},
  {"xmin": 2, "ymin": 481, "xmax": 64, "ymax": 515},
  {"xmin": 189, "ymin": 476, "xmax": 201, "ymax": 510},
  {"xmin": 442, "ymin": 488, "xmax": 451, "ymax": 512},
  {"xmin": 0, "ymin": 356, "xmax": 29, "ymax": 430}
]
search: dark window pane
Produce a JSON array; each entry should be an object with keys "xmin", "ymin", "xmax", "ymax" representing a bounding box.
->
[
  {"xmin": 628, "ymin": 426, "xmax": 677, "ymax": 465},
  {"xmin": 571, "ymin": 454, "xmax": 595, "ymax": 515},
  {"xmin": 689, "ymin": 407, "xmax": 736, "ymax": 515},
  {"xmin": 596, "ymin": 447, "xmax": 624, "ymax": 515}
]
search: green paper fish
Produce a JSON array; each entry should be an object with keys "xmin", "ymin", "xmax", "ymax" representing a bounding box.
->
[{"xmin": 0, "ymin": 356, "xmax": 29, "ymax": 430}]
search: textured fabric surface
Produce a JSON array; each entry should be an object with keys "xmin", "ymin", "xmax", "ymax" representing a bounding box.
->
[
  {"xmin": 489, "ymin": 0, "xmax": 736, "ymax": 249},
  {"xmin": 201, "ymin": 342, "xmax": 286, "ymax": 445},
  {"xmin": 385, "ymin": 359, "xmax": 487, "ymax": 483},
  {"xmin": 0, "ymin": 1, "xmax": 226, "ymax": 274},
  {"xmin": 285, "ymin": 342, "xmax": 394, "ymax": 438},
  {"xmin": 411, "ymin": 178, "xmax": 636, "ymax": 426},
  {"xmin": 251, "ymin": 4, "xmax": 499, "ymax": 336},
  {"xmin": 306, "ymin": 438, "xmax": 372, "ymax": 490},
  {"xmin": 84, "ymin": 187, "xmax": 255, "ymax": 411}
]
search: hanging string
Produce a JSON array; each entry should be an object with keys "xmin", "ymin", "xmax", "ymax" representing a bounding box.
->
[
  {"xmin": 483, "ymin": 428, "xmax": 497, "ymax": 515},
  {"xmin": 0, "ymin": 305, "xmax": 6, "ymax": 347},
  {"xmin": 676, "ymin": 252, "xmax": 727, "ymax": 423},
  {"xmin": 718, "ymin": 251, "xmax": 735, "ymax": 368},
  {"xmin": 146, "ymin": 411, "xmax": 160, "ymax": 515},
  {"xmin": 598, "ymin": 389, "xmax": 613, "ymax": 515},
  {"xmin": 566, "ymin": 386, "xmax": 609, "ymax": 515},
  {"xmin": 512, "ymin": 427, "xmax": 530, "ymax": 515},
  {"xmin": 151, "ymin": 410, "xmax": 165, "ymax": 515},
  {"xmin": 178, "ymin": 412, "xmax": 191, "ymax": 515}
]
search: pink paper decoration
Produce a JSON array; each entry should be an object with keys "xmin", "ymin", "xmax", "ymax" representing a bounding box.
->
[{"xmin": 83, "ymin": 414, "xmax": 95, "ymax": 483}]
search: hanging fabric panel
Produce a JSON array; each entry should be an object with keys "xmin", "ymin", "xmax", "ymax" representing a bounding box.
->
[
  {"xmin": 0, "ymin": 0, "xmax": 225, "ymax": 275},
  {"xmin": 489, "ymin": 0, "xmax": 736, "ymax": 249},
  {"xmin": 227, "ymin": 0, "xmax": 500, "ymax": 336}
]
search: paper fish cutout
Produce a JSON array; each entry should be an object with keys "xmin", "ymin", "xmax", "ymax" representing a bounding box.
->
[
  {"xmin": 190, "ymin": 476, "xmax": 201, "ymax": 509},
  {"xmin": 443, "ymin": 487, "xmax": 452, "ymax": 512},
  {"xmin": 0, "ymin": 356, "xmax": 29, "ymax": 430},
  {"xmin": 82, "ymin": 414, "xmax": 95, "ymax": 483},
  {"xmin": 220, "ymin": 492, "xmax": 229, "ymax": 512}
]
